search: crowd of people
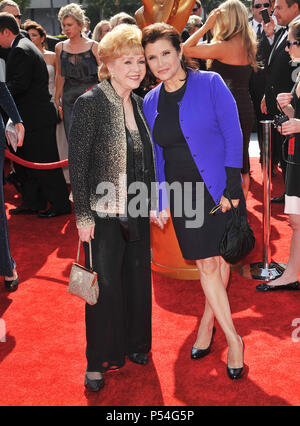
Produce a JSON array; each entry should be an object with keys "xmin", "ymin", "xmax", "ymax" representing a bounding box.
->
[{"xmin": 0, "ymin": 0, "xmax": 299, "ymax": 393}]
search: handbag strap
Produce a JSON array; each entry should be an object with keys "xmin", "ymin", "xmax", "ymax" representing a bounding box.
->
[
  {"xmin": 76, "ymin": 239, "xmax": 93, "ymax": 270},
  {"xmin": 227, "ymin": 197, "xmax": 239, "ymax": 219}
]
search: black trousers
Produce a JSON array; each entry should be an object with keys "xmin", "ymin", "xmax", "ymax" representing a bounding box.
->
[{"xmin": 84, "ymin": 216, "xmax": 152, "ymax": 373}]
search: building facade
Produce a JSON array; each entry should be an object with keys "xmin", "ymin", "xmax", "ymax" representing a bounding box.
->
[{"xmin": 23, "ymin": 0, "xmax": 86, "ymax": 36}]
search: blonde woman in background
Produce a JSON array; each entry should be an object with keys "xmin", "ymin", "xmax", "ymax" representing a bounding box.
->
[
  {"xmin": 55, "ymin": 3, "xmax": 99, "ymax": 138},
  {"xmin": 183, "ymin": 0, "xmax": 257, "ymax": 199},
  {"xmin": 92, "ymin": 20, "xmax": 111, "ymax": 42}
]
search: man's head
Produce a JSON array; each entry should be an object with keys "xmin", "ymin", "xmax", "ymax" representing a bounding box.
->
[
  {"xmin": 251, "ymin": 0, "xmax": 272, "ymax": 22},
  {"xmin": 0, "ymin": 1, "xmax": 21, "ymax": 27},
  {"xmin": 0, "ymin": 12, "xmax": 19, "ymax": 48},
  {"xmin": 273, "ymin": 0, "xmax": 300, "ymax": 26},
  {"xmin": 192, "ymin": 1, "xmax": 202, "ymax": 17}
]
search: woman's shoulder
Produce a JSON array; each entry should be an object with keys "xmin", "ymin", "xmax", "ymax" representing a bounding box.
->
[
  {"xmin": 143, "ymin": 82, "xmax": 163, "ymax": 106},
  {"xmin": 187, "ymin": 69, "xmax": 223, "ymax": 85}
]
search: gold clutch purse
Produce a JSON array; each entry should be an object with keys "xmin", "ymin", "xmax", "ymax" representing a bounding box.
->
[{"xmin": 68, "ymin": 239, "xmax": 99, "ymax": 306}]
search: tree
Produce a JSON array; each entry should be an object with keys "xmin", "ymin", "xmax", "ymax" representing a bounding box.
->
[
  {"xmin": 14, "ymin": 0, "xmax": 31, "ymax": 13},
  {"xmin": 80, "ymin": 0, "xmax": 141, "ymax": 29}
]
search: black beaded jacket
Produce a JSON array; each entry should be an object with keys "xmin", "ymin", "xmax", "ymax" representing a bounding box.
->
[{"xmin": 69, "ymin": 79, "xmax": 156, "ymax": 229}]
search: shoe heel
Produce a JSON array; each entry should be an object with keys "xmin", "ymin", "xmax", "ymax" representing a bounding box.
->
[{"xmin": 227, "ymin": 336, "xmax": 245, "ymax": 380}]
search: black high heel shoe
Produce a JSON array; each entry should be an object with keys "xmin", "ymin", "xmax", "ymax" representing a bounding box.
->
[
  {"xmin": 4, "ymin": 276, "xmax": 19, "ymax": 293},
  {"xmin": 84, "ymin": 372, "xmax": 105, "ymax": 392},
  {"xmin": 128, "ymin": 352, "xmax": 149, "ymax": 365},
  {"xmin": 191, "ymin": 327, "xmax": 216, "ymax": 360},
  {"xmin": 227, "ymin": 336, "xmax": 245, "ymax": 380}
]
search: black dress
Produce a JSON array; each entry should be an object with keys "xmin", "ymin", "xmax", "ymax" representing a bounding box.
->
[
  {"xmin": 153, "ymin": 82, "xmax": 238, "ymax": 260},
  {"xmin": 60, "ymin": 42, "xmax": 98, "ymax": 137},
  {"xmin": 210, "ymin": 60, "xmax": 254, "ymax": 174}
]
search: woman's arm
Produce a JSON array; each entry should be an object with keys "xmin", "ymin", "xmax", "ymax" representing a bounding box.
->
[
  {"xmin": 183, "ymin": 8, "xmax": 223, "ymax": 59},
  {"xmin": 54, "ymin": 42, "xmax": 65, "ymax": 109},
  {"xmin": 69, "ymin": 94, "xmax": 97, "ymax": 231},
  {"xmin": 0, "ymin": 83, "xmax": 25, "ymax": 147}
]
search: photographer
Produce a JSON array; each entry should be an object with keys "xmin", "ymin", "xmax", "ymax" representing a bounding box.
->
[
  {"xmin": 260, "ymin": 0, "xmax": 300, "ymax": 203},
  {"xmin": 257, "ymin": 19, "xmax": 300, "ymax": 292}
]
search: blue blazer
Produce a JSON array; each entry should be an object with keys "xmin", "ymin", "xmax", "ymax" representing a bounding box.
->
[{"xmin": 143, "ymin": 70, "xmax": 243, "ymax": 211}]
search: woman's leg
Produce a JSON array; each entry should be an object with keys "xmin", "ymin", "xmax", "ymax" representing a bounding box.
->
[
  {"xmin": 267, "ymin": 214, "xmax": 300, "ymax": 286},
  {"xmin": 193, "ymin": 257, "xmax": 230, "ymax": 349},
  {"xmin": 241, "ymin": 172, "xmax": 250, "ymax": 200},
  {"xmin": 195, "ymin": 256, "xmax": 243, "ymax": 368}
]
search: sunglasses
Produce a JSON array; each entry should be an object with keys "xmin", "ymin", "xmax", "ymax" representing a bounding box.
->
[
  {"xmin": 253, "ymin": 3, "xmax": 270, "ymax": 8},
  {"xmin": 286, "ymin": 40, "xmax": 300, "ymax": 48},
  {"xmin": 192, "ymin": 6, "xmax": 201, "ymax": 12},
  {"xmin": 13, "ymin": 14, "xmax": 22, "ymax": 19}
]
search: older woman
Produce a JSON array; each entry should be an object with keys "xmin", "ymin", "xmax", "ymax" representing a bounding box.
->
[
  {"xmin": 257, "ymin": 20, "xmax": 300, "ymax": 292},
  {"xmin": 55, "ymin": 3, "xmax": 99, "ymax": 137},
  {"xmin": 183, "ymin": 0, "xmax": 257, "ymax": 199},
  {"xmin": 142, "ymin": 23, "xmax": 246, "ymax": 380},
  {"xmin": 69, "ymin": 24, "xmax": 155, "ymax": 392}
]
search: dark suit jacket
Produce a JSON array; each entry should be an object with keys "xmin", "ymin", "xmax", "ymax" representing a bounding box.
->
[
  {"xmin": 249, "ymin": 19, "xmax": 273, "ymax": 107},
  {"xmin": 5, "ymin": 34, "xmax": 58, "ymax": 162},
  {"xmin": 6, "ymin": 34, "xmax": 57, "ymax": 132},
  {"xmin": 264, "ymin": 27, "xmax": 294, "ymax": 115}
]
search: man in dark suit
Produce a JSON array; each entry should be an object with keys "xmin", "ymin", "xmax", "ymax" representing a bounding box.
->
[
  {"xmin": 261, "ymin": 0, "xmax": 300, "ymax": 202},
  {"xmin": 0, "ymin": 0, "xmax": 30, "ymax": 61},
  {"xmin": 249, "ymin": 0, "xmax": 274, "ymax": 163},
  {"xmin": 0, "ymin": 12, "xmax": 71, "ymax": 217}
]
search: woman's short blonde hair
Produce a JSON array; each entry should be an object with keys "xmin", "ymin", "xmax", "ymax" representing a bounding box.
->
[
  {"xmin": 207, "ymin": 0, "xmax": 257, "ymax": 70},
  {"xmin": 58, "ymin": 2, "xmax": 86, "ymax": 27},
  {"xmin": 98, "ymin": 24, "xmax": 144, "ymax": 81}
]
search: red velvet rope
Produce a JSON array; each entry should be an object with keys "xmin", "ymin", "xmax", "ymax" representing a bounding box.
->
[{"xmin": 4, "ymin": 149, "xmax": 68, "ymax": 169}]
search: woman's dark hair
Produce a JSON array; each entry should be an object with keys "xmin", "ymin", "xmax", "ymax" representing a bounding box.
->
[
  {"xmin": 142, "ymin": 22, "xmax": 197, "ymax": 88},
  {"xmin": 24, "ymin": 20, "xmax": 48, "ymax": 49}
]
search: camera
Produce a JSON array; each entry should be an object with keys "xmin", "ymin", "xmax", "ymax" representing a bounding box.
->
[{"xmin": 273, "ymin": 112, "xmax": 289, "ymax": 128}]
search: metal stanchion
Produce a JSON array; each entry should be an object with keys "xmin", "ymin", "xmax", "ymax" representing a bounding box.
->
[{"xmin": 241, "ymin": 120, "xmax": 286, "ymax": 281}]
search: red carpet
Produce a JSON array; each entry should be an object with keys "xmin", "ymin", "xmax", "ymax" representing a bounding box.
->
[{"xmin": 0, "ymin": 157, "xmax": 300, "ymax": 406}]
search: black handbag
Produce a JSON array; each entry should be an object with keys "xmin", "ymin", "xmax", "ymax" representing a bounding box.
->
[{"xmin": 219, "ymin": 198, "xmax": 255, "ymax": 264}]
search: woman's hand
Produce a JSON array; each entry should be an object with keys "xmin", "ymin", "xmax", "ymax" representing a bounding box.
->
[
  {"xmin": 262, "ymin": 17, "xmax": 275, "ymax": 38},
  {"xmin": 277, "ymin": 93, "xmax": 293, "ymax": 110},
  {"xmin": 54, "ymin": 95, "xmax": 61, "ymax": 111},
  {"xmin": 150, "ymin": 208, "xmax": 169, "ymax": 230},
  {"xmin": 261, "ymin": 95, "xmax": 268, "ymax": 115},
  {"xmin": 277, "ymin": 118, "xmax": 300, "ymax": 135},
  {"xmin": 204, "ymin": 8, "xmax": 221, "ymax": 32},
  {"xmin": 220, "ymin": 195, "xmax": 239, "ymax": 213},
  {"xmin": 78, "ymin": 225, "xmax": 95, "ymax": 242},
  {"xmin": 15, "ymin": 122, "xmax": 24, "ymax": 147}
]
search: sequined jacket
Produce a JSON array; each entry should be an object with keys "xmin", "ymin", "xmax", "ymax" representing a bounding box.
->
[{"xmin": 69, "ymin": 80, "xmax": 155, "ymax": 229}]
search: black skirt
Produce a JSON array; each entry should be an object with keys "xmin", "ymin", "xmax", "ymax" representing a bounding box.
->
[{"xmin": 164, "ymin": 146, "xmax": 231, "ymax": 260}]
